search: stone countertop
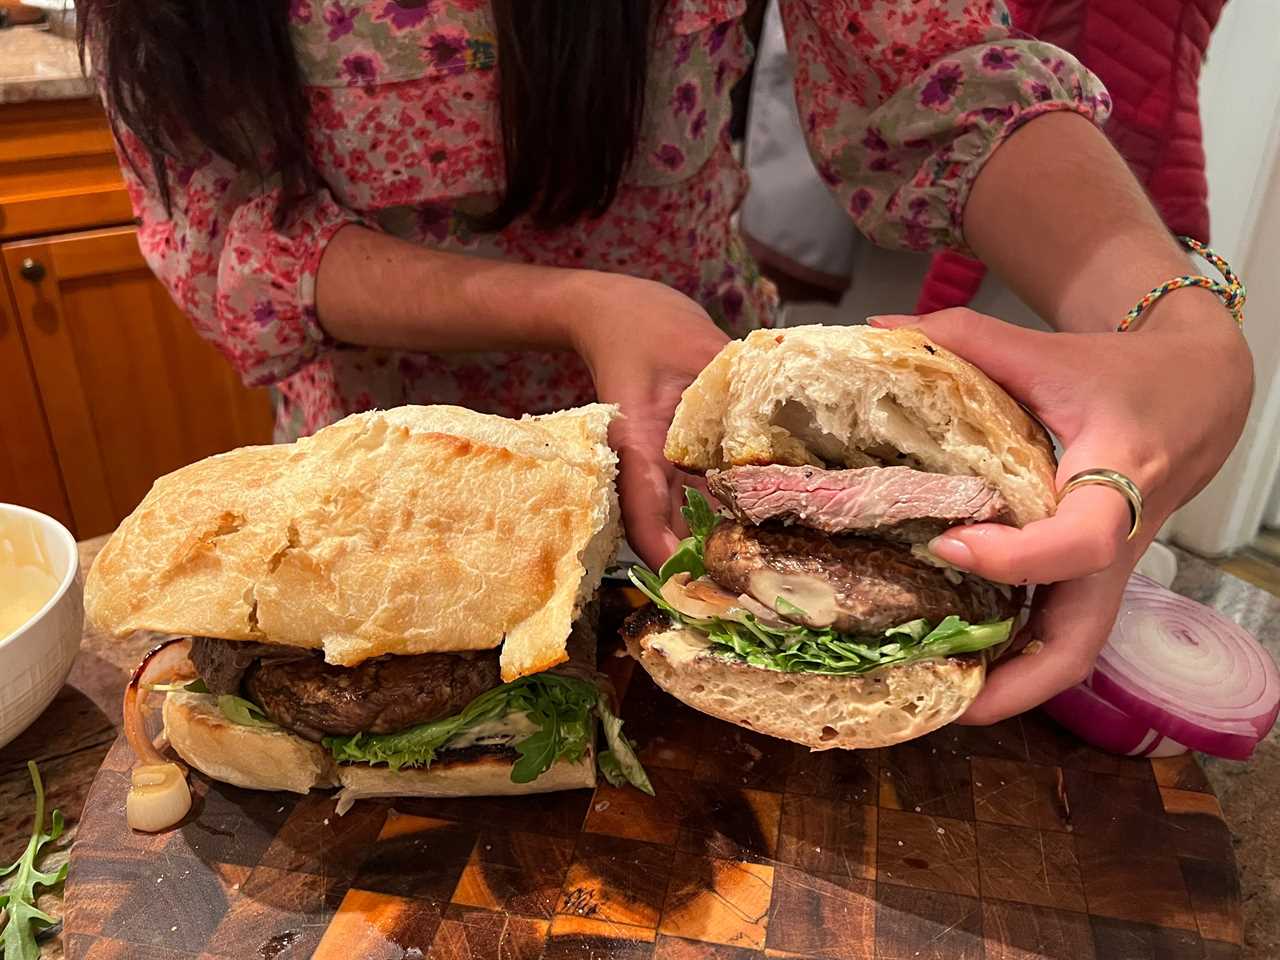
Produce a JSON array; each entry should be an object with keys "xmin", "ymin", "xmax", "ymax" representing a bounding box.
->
[
  {"xmin": 1172, "ymin": 551, "xmax": 1280, "ymax": 959},
  {"xmin": 0, "ymin": 21, "xmax": 93, "ymax": 104},
  {"xmin": 1, "ymin": 538, "xmax": 1277, "ymax": 958}
]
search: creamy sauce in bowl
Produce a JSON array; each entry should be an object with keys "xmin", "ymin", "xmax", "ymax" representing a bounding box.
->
[{"xmin": 0, "ymin": 511, "xmax": 62, "ymax": 641}]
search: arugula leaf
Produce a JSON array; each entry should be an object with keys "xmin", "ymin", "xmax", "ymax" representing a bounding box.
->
[
  {"xmin": 657, "ymin": 537, "xmax": 706, "ymax": 583},
  {"xmin": 629, "ymin": 562, "xmax": 1012, "ymax": 676},
  {"xmin": 681, "ymin": 486, "xmax": 720, "ymax": 542},
  {"xmin": 1, "ymin": 762, "xmax": 68, "ymax": 960},
  {"xmin": 324, "ymin": 673, "xmax": 654, "ymax": 793},
  {"xmin": 657, "ymin": 488, "xmax": 722, "ymax": 584},
  {"xmin": 884, "ymin": 619, "xmax": 930, "ymax": 643},
  {"xmin": 774, "ymin": 596, "xmax": 810, "ymax": 620},
  {"xmin": 217, "ymin": 694, "xmax": 276, "ymax": 728},
  {"xmin": 507, "ymin": 676, "xmax": 596, "ymax": 783},
  {"xmin": 325, "ymin": 682, "xmax": 514, "ymax": 771}
]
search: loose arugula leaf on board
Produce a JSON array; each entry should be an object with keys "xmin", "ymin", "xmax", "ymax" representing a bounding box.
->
[
  {"xmin": 217, "ymin": 694, "xmax": 277, "ymax": 728},
  {"xmin": 1, "ymin": 762, "xmax": 68, "ymax": 960}
]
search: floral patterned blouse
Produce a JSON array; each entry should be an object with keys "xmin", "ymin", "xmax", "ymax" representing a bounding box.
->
[{"xmin": 108, "ymin": 0, "xmax": 1110, "ymax": 441}]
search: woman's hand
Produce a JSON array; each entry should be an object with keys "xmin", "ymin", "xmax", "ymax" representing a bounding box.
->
[
  {"xmin": 567, "ymin": 273, "xmax": 730, "ymax": 570},
  {"xmin": 870, "ymin": 302, "xmax": 1253, "ymax": 724}
]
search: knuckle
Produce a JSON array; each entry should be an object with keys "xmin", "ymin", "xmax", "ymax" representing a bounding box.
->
[{"xmin": 929, "ymin": 307, "xmax": 981, "ymax": 334}]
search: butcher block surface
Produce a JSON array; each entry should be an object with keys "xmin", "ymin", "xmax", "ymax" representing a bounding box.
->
[{"xmin": 57, "ymin": 585, "xmax": 1245, "ymax": 960}]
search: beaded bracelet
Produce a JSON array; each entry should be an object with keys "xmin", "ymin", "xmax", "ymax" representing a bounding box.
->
[{"xmin": 1117, "ymin": 237, "xmax": 1246, "ymax": 332}]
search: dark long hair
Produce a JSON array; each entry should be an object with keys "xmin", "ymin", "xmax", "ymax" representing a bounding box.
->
[{"xmin": 76, "ymin": 0, "xmax": 655, "ymax": 230}]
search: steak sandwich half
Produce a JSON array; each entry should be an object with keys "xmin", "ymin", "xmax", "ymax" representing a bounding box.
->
[
  {"xmin": 625, "ymin": 325, "xmax": 1057, "ymax": 749},
  {"xmin": 86, "ymin": 404, "xmax": 650, "ymax": 818}
]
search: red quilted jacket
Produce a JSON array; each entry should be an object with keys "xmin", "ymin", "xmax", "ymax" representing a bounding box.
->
[{"xmin": 915, "ymin": 0, "xmax": 1227, "ymax": 315}]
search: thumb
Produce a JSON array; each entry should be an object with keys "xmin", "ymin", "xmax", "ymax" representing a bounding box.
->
[{"xmin": 868, "ymin": 309, "xmax": 1060, "ymax": 405}]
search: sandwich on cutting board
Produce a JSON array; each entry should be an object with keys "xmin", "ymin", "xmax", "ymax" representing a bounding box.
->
[
  {"xmin": 84, "ymin": 404, "xmax": 651, "ymax": 831},
  {"xmin": 625, "ymin": 324, "xmax": 1057, "ymax": 749}
]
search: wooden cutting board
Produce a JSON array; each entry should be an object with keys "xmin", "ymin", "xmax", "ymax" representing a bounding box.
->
[{"xmin": 63, "ymin": 588, "xmax": 1243, "ymax": 960}]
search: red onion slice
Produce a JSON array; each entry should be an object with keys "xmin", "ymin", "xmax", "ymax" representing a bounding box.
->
[
  {"xmin": 1046, "ymin": 575, "xmax": 1279, "ymax": 760},
  {"xmin": 1042, "ymin": 683, "xmax": 1187, "ymax": 758},
  {"xmin": 124, "ymin": 637, "xmax": 194, "ymax": 765}
]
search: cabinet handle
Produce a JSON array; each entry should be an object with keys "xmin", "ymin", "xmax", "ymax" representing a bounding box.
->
[{"xmin": 20, "ymin": 258, "xmax": 45, "ymax": 283}]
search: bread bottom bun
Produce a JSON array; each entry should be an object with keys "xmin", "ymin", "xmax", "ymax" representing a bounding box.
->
[
  {"xmin": 622, "ymin": 608, "xmax": 984, "ymax": 750},
  {"xmin": 162, "ymin": 692, "xmax": 595, "ymax": 805}
]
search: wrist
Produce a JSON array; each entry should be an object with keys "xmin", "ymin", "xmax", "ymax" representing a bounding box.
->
[
  {"xmin": 547, "ymin": 269, "xmax": 622, "ymax": 357},
  {"xmin": 1136, "ymin": 285, "xmax": 1244, "ymax": 350},
  {"xmin": 454, "ymin": 260, "xmax": 607, "ymax": 352},
  {"xmin": 1136, "ymin": 291, "xmax": 1254, "ymax": 410}
]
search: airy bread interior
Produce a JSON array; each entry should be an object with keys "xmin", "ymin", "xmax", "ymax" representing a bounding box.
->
[
  {"xmin": 623, "ymin": 610, "xmax": 985, "ymax": 750},
  {"xmin": 664, "ymin": 325, "xmax": 1057, "ymax": 527},
  {"xmin": 86, "ymin": 404, "xmax": 620, "ymax": 681},
  {"xmin": 161, "ymin": 692, "xmax": 595, "ymax": 802}
]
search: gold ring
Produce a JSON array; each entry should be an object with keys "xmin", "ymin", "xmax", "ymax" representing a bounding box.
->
[{"xmin": 1058, "ymin": 469, "xmax": 1144, "ymax": 542}]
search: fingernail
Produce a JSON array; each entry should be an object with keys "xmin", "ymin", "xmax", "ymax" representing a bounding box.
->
[
  {"xmin": 928, "ymin": 534, "xmax": 973, "ymax": 568},
  {"xmin": 866, "ymin": 315, "xmax": 914, "ymax": 329}
]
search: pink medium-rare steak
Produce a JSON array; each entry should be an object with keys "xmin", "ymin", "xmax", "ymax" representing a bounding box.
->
[{"xmin": 707, "ymin": 464, "xmax": 1013, "ymax": 542}]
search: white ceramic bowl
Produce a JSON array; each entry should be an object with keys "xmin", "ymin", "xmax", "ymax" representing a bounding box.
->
[{"xmin": 0, "ymin": 504, "xmax": 82, "ymax": 751}]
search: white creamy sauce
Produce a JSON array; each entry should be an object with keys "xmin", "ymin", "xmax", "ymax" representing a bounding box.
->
[
  {"xmin": 748, "ymin": 569, "xmax": 841, "ymax": 626},
  {"xmin": 0, "ymin": 513, "xmax": 60, "ymax": 640},
  {"xmin": 444, "ymin": 713, "xmax": 539, "ymax": 751},
  {"xmin": 651, "ymin": 629, "xmax": 712, "ymax": 667}
]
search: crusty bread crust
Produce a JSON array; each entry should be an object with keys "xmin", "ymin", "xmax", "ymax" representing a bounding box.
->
[
  {"xmin": 622, "ymin": 608, "xmax": 984, "ymax": 750},
  {"xmin": 163, "ymin": 692, "xmax": 337, "ymax": 793},
  {"xmin": 664, "ymin": 326, "xmax": 1056, "ymax": 527},
  {"xmin": 335, "ymin": 750, "xmax": 595, "ymax": 802},
  {"xmin": 161, "ymin": 692, "xmax": 595, "ymax": 799},
  {"xmin": 86, "ymin": 404, "xmax": 620, "ymax": 681}
]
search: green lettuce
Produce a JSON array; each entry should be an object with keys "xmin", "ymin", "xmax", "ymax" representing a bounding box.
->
[
  {"xmin": 323, "ymin": 674, "xmax": 654, "ymax": 795},
  {"xmin": 217, "ymin": 694, "xmax": 276, "ymax": 728},
  {"xmin": 596, "ymin": 696, "xmax": 653, "ymax": 794},
  {"xmin": 629, "ymin": 488, "xmax": 1012, "ymax": 676}
]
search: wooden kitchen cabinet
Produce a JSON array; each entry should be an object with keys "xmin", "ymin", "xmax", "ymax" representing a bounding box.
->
[
  {"xmin": 2, "ymin": 227, "xmax": 274, "ymax": 538},
  {"xmin": 0, "ymin": 261, "xmax": 73, "ymax": 528},
  {"xmin": 0, "ymin": 97, "xmax": 273, "ymax": 539}
]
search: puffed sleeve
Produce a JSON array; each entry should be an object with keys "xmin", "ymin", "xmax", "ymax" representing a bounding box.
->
[
  {"xmin": 779, "ymin": 0, "xmax": 1112, "ymax": 252},
  {"xmin": 114, "ymin": 126, "xmax": 362, "ymax": 387}
]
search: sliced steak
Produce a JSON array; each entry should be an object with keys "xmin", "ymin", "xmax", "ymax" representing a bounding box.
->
[
  {"xmin": 189, "ymin": 636, "xmax": 308, "ymax": 695},
  {"xmin": 707, "ymin": 465, "xmax": 1012, "ymax": 542},
  {"xmin": 702, "ymin": 521, "xmax": 1018, "ymax": 634},
  {"xmin": 244, "ymin": 648, "xmax": 502, "ymax": 741}
]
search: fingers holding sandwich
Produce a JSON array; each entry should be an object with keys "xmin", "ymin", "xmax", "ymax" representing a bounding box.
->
[
  {"xmin": 957, "ymin": 560, "xmax": 1131, "ymax": 725},
  {"xmin": 567, "ymin": 273, "xmax": 731, "ymax": 569},
  {"xmin": 928, "ymin": 453, "xmax": 1134, "ymax": 586}
]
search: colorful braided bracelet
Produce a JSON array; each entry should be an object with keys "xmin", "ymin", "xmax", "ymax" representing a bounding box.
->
[{"xmin": 1117, "ymin": 237, "xmax": 1246, "ymax": 332}]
